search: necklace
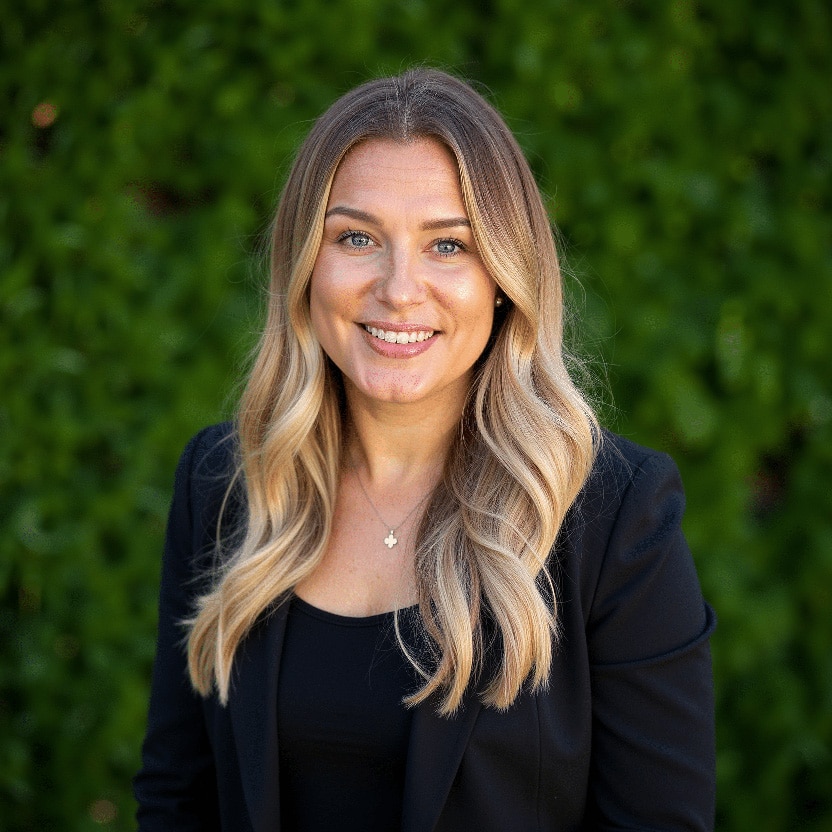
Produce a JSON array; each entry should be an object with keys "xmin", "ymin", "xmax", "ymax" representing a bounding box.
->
[{"xmin": 353, "ymin": 468, "xmax": 434, "ymax": 549}]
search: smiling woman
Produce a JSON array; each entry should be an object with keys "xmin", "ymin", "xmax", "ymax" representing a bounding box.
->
[{"xmin": 134, "ymin": 68, "xmax": 716, "ymax": 832}]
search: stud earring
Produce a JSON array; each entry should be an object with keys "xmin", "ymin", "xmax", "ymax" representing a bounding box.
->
[{"xmin": 495, "ymin": 295, "xmax": 504, "ymax": 307}]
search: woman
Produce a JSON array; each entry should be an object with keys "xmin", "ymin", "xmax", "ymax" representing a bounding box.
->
[{"xmin": 135, "ymin": 68, "xmax": 716, "ymax": 831}]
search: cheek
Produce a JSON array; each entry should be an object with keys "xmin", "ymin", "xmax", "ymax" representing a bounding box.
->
[
  {"xmin": 470, "ymin": 280, "xmax": 498, "ymax": 351},
  {"xmin": 310, "ymin": 267, "xmax": 346, "ymax": 327},
  {"xmin": 441, "ymin": 273, "xmax": 496, "ymax": 340},
  {"xmin": 308, "ymin": 270, "xmax": 340, "ymax": 356},
  {"xmin": 310, "ymin": 256, "xmax": 365, "ymax": 311},
  {"xmin": 308, "ymin": 267, "xmax": 365, "ymax": 369},
  {"xmin": 308, "ymin": 273, "xmax": 325, "ymax": 334}
]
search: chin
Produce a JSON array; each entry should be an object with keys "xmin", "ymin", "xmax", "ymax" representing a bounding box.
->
[
  {"xmin": 363, "ymin": 386, "xmax": 428, "ymax": 405},
  {"xmin": 346, "ymin": 375, "xmax": 434, "ymax": 407}
]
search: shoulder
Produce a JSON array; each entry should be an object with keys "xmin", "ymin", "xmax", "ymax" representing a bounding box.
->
[
  {"xmin": 592, "ymin": 428, "xmax": 681, "ymax": 493},
  {"xmin": 175, "ymin": 421, "xmax": 237, "ymax": 495},
  {"xmin": 179, "ymin": 421, "xmax": 237, "ymax": 475},
  {"xmin": 562, "ymin": 429, "xmax": 710, "ymax": 663},
  {"xmin": 568, "ymin": 429, "xmax": 685, "ymax": 539},
  {"xmin": 169, "ymin": 421, "xmax": 242, "ymax": 551}
]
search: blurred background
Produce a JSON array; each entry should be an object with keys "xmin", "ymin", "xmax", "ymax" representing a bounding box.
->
[{"xmin": 2, "ymin": 0, "xmax": 830, "ymax": 829}]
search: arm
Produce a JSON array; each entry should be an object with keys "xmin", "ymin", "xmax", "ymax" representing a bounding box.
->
[
  {"xmin": 585, "ymin": 448, "xmax": 716, "ymax": 830},
  {"xmin": 133, "ymin": 429, "xmax": 223, "ymax": 831}
]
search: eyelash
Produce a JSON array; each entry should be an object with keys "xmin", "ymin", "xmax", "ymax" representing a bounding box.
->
[
  {"xmin": 335, "ymin": 229, "xmax": 468, "ymax": 258},
  {"xmin": 336, "ymin": 229, "xmax": 374, "ymax": 249}
]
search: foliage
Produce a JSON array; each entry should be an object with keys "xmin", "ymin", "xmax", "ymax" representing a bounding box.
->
[{"xmin": 1, "ymin": 0, "xmax": 830, "ymax": 828}]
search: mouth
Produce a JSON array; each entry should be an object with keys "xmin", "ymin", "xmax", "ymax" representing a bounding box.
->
[{"xmin": 363, "ymin": 325, "xmax": 436, "ymax": 345}]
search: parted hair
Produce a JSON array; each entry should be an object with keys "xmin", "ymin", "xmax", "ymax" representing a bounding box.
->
[{"xmin": 187, "ymin": 68, "xmax": 599, "ymax": 714}]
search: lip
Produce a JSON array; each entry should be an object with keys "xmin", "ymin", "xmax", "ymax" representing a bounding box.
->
[{"xmin": 359, "ymin": 321, "xmax": 439, "ymax": 358}]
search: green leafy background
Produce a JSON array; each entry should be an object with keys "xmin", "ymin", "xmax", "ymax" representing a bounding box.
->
[{"xmin": 2, "ymin": 0, "xmax": 830, "ymax": 828}]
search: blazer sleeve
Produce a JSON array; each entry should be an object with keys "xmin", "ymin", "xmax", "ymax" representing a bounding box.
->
[
  {"xmin": 133, "ymin": 428, "xmax": 223, "ymax": 831},
  {"xmin": 584, "ymin": 447, "xmax": 716, "ymax": 831}
]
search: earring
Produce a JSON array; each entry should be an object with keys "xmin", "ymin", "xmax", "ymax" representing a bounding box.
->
[{"xmin": 495, "ymin": 295, "xmax": 504, "ymax": 307}]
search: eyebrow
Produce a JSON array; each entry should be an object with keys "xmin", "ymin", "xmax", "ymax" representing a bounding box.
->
[{"xmin": 324, "ymin": 205, "xmax": 471, "ymax": 231}]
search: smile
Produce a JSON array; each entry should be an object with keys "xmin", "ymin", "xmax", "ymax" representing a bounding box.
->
[{"xmin": 364, "ymin": 325, "xmax": 436, "ymax": 344}]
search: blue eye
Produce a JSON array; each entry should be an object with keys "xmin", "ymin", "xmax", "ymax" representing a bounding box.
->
[
  {"xmin": 337, "ymin": 230, "xmax": 373, "ymax": 249},
  {"xmin": 434, "ymin": 238, "xmax": 466, "ymax": 257}
]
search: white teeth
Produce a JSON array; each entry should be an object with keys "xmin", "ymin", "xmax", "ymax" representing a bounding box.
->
[{"xmin": 365, "ymin": 325, "xmax": 435, "ymax": 344}]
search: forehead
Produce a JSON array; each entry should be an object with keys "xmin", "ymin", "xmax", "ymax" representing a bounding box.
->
[{"xmin": 327, "ymin": 138, "xmax": 465, "ymax": 209}]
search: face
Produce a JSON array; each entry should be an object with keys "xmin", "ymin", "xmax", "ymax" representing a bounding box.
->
[{"xmin": 309, "ymin": 138, "xmax": 497, "ymax": 414}]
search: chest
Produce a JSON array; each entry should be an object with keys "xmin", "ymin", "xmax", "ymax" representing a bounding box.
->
[{"xmin": 295, "ymin": 476, "xmax": 421, "ymax": 615}]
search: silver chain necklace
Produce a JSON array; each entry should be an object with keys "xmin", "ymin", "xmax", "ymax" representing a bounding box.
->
[{"xmin": 353, "ymin": 468, "xmax": 433, "ymax": 549}]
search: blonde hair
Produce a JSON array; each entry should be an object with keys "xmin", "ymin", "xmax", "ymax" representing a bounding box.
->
[{"xmin": 187, "ymin": 68, "xmax": 599, "ymax": 714}]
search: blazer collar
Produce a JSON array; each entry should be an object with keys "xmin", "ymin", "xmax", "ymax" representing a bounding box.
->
[{"xmin": 228, "ymin": 599, "xmax": 482, "ymax": 832}]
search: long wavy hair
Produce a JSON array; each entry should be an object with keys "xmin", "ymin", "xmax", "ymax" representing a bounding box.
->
[{"xmin": 187, "ymin": 68, "xmax": 599, "ymax": 714}]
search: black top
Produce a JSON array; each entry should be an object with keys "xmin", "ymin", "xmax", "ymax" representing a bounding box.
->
[{"xmin": 278, "ymin": 598, "xmax": 422, "ymax": 832}]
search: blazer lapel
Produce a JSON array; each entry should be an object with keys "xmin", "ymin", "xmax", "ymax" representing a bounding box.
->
[
  {"xmin": 228, "ymin": 603, "xmax": 289, "ymax": 832},
  {"xmin": 401, "ymin": 690, "xmax": 482, "ymax": 832}
]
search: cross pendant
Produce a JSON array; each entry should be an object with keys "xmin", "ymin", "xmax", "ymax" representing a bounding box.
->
[{"xmin": 384, "ymin": 530, "xmax": 398, "ymax": 549}]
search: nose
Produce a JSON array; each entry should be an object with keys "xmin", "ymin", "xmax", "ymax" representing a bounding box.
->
[{"xmin": 374, "ymin": 247, "xmax": 425, "ymax": 308}]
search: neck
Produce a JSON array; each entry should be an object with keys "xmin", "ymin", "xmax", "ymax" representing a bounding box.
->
[{"xmin": 343, "ymin": 388, "xmax": 465, "ymax": 490}]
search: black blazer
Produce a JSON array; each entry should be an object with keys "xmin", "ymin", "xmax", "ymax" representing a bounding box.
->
[{"xmin": 134, "ymin": 423, "xmax": 716, "ymax": 831}]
